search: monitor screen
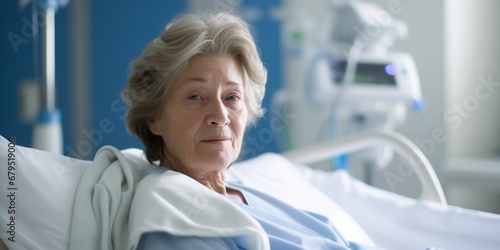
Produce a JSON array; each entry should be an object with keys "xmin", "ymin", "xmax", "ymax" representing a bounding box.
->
[{"xmin": 331, "ymin": 61, "xmax": 397, "ymax": 86}]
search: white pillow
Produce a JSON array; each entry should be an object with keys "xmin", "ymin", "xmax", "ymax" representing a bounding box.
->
[
  {"xmin": 228, "ymin": 153, "xmax": 376, "ymax": 247},
  {"xmin": 0, "ymin": 136, "xmax": 90, "ymax": 250},
  {"xmin": 0, "ymin": 136, "xmax": 153, "ymax": 250}
]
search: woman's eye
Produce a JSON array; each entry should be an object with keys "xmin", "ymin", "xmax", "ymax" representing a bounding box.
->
[
  {"xmin": 226, "ymin": 95, "xmax": 240, "ymax": 101},
  {"xmin": 188, "ymin": 95, "xmax": 201, "ymax": 100}
]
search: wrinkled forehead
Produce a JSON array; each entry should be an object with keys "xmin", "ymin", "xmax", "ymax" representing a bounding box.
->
[{"xmin": 170, "ymin": 55, "xmax": 245, "ymax": 91}]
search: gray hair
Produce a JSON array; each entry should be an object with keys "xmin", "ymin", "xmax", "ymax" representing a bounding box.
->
[{"xmin": 121, "ymin": 12, "xmax": 267, "ymax": 164}]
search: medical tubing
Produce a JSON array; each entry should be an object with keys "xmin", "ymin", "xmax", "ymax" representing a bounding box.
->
[
  {"xmin": 304, "ymin": 52, "xmax": 335, "ymax": 106},
  {"xmin": 343, "ymin": 35, "xmax": 364, "ymax": 84},
  {"xmin": 303, "ymin": 52, "xmax": 347, "ymax": 169},
  {"xmin": 329, "ymin": 105, "xmax": 349, "ymax": 171},
  {"xmin": 282, "ymin": 130, "xmax": 447, "ymax": 205},
  {"xmin": 327, "ymin": 34, "xmax": 364, "ymax": 170}
]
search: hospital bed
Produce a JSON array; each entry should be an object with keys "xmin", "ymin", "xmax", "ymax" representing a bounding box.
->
[{"xmin": 1, "ymin": 131, "xmax": 500, "ymax": 250}]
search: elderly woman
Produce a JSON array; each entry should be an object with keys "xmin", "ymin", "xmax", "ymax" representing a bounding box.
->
[{"xmin": 122, "ymin": 12, "xmax": 383, "ymax": 250}]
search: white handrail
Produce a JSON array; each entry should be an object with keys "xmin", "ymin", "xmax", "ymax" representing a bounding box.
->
[{"xmin": 281, "ymin": 130, "xmax": 447, "ymax": 205}]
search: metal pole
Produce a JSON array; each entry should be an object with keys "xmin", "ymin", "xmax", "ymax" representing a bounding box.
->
[
  {"xmin": 40, "ymin": 8, "xmax": 55, "ymax": 111},
  {"xmin": 32, "ymin": 6, "xmax": 62, "ymax": 154}
]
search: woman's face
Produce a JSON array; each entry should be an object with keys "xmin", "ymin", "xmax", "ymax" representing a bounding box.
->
[{"xmin": 148, "ymin": 55, "xmax": 248, "ymax": 176}]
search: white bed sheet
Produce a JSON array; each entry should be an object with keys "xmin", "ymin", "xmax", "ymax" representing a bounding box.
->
[{"xmin": 297, "ymin": 165, "xmax": 500, "ymax": 250}]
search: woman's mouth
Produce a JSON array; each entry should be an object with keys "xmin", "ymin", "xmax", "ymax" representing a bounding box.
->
[{"xmin": 200, "ymin": 137, "xmax": 231, "ymax": 143}]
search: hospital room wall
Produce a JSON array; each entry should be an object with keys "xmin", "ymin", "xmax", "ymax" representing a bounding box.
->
[
  {"xmin": 443, "ymin": 0, "xmax": 500, "ymax": 213},
  {"xmin": 446, "ymin": 0, "xmax": 500, "ymax": 158}
]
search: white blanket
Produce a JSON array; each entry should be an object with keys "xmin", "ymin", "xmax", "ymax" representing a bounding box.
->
[
  {"xmin": 129, "ymin": 170, "xmax": 269, "ymax": 250},
  {"xmin": 69, "ymin": 146, "xmax": 269, "ymax": 250},
  {"xmin": 69, "ymin": 146, "xmax": 151, "ymax": 250}
]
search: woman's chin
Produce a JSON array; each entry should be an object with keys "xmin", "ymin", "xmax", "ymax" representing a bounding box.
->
[{"xmin": 196, "ymin": 151, "xmax": 236, "ymax": 169}]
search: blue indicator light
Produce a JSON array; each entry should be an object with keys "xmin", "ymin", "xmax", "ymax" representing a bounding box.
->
[{"xmin": 385, "ymin": 64, "xmax": 396, "ymax": 76}]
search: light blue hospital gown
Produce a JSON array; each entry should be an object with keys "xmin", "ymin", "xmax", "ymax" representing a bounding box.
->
[{"xmin": 137, "ymin": 181, "xmax": 385, "ymax": 250}]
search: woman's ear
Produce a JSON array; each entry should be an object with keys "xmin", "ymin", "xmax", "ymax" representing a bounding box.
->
[{"xmin": 147, "ymin": 118, "xmax": 161, "ymax": 135}]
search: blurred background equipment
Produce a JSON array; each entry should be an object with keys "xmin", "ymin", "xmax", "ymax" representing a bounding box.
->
[{"xmin": 273, "ymin": 0, "xmax": 423, "ymax": 184}]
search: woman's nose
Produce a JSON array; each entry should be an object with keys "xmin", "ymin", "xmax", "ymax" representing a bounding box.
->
[{"xmin": 207, "ymin": 98, "xmax": 230, "ymax": 126}]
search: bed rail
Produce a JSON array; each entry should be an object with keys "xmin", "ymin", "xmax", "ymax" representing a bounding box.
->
[{"xmin": 282, "ymin": 130, "xmax": 447, "ymax": 205}]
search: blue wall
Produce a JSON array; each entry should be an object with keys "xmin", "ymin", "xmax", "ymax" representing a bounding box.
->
[
  {"xmin": 1, "ymin": 0, "xmax": 282, "ymax": 160},
  {"xmin": 238, "ymin": 0, "xmax": 283, "ymax": 159}
]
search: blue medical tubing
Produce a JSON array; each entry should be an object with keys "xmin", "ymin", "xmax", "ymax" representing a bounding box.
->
[
  {"xmin": 329, "ymin": 112, "xmax": 349, "ymax": 171},
  {"xmin": 412, "ymin": 100, "xmax": 424, "ymax": 113}
]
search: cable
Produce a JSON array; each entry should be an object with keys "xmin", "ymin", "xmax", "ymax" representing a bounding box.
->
[{"xmin": 327, "ymin": 34, "xmax": 367, "ymax": 171}]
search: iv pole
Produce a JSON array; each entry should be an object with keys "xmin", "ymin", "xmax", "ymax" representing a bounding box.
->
[{"xmin": 32, "ymin": 2, "xmax": 63, "ymax": 154}]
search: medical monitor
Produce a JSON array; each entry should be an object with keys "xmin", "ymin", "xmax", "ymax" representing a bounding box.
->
[{"xmin": 327, "ymin": 52, "xmax": 422, "ymax": 108}]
